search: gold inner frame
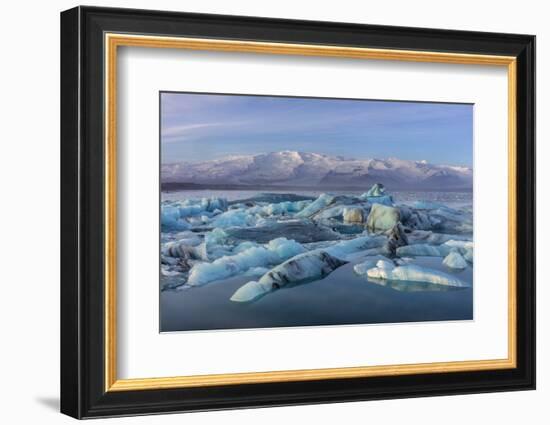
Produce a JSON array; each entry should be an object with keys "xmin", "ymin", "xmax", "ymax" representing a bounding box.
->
[{"xmin": 104, "ymin": 33, "xmax": 517, "ymax": 392}]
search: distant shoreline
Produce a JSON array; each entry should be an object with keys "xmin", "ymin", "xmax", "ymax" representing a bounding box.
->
[{"xmin": 161, "ymin": 182, "xmax": 473, "ymax": 193}]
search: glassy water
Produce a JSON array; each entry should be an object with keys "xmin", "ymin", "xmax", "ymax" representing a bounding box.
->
[{"xmin": 161, "ymin": 256, "xmax": 472, "ymax": 332}]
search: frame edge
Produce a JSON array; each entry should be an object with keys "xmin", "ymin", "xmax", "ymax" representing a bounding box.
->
[{"xmin": 60, "ymin": 6, "xmax": 83, "ymax": 420}]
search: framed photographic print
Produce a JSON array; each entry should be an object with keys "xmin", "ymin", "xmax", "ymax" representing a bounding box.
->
[{"xmin": 60, "ymin": 6, "xmax": 536, "ymax": 419}]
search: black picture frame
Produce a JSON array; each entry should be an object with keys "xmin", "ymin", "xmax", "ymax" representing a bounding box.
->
[{"xmin": 61, "ymin": 5, "xmax": 535, "ymax": 419}]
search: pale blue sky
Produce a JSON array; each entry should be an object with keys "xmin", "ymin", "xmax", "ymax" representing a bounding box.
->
[{"xmin": 161, "ymin": 92, "xmax": 473, "ymax": 166}]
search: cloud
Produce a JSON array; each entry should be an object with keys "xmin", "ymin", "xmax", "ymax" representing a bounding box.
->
[
  {"xmin": 161, "ymin": 120, "xmax": 252, "ymax": 143},
  {"xmin": 162, "ymin": 123, "xmax": 223, "ymax": 138}
]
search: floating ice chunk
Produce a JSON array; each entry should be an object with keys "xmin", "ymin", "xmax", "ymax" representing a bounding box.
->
[
  {"xmin": 230, "ymin": 251, "xmax": 348, "ymax": 302},
  {"xmin": 443, "ymin": 250, "xmax": 468, "ymax": 269},
  {"xmin": 365, "ymin": 259, "xmax": 396, "ymax": 279},
  {"xmin": 364, "ymin": 195, "xmax": 394, "ymax": 206},
  {"xmin": 261, "ymin": 200, "xmax": 311, "ymax": 216},
  {"xmin": 295, "ymin": 193, "xmax": 335, "ymax": 217},
  {"xmin": 230, "ymin": 280, "xmax": 273, "ymax": 302},
  {"xmin": 161, "ymin": 266, "xmax": 182, "ymax": 277},
  {"xmin": 178, "ymin": 204, "xmax": 206, "ymax": 218},
  {"xmin": 443, "ymin": 240, "xmax": 474, "ymax": 263},
  {"xmin": 244, "ymin": 267, "xmax": 270, "ymax": 277},
  {"xmin": 359, "ymin": 185, "xmax": 393, "ymax": 205},
  {"xmin": 325, "ymin": 235, "xmax": 386, "ymax": 260},
  {"xmin": 366, "ymin": 204, "xmax": 400, "ymax": 232},
  {"xmin": 266, "ymin": 237, "xmax": 306, "ymax": 259},
  {"xmin": 385, "ymin": 222, "xmax": 408, "ymax": 254},
  {"xmin": 233, "ymin": 241, "xmax": 260, "ymax": 254},
  {"xmin": 365, "ymin": 183, "xmax": 386, "ymax": 197},
  {"xmin": 311, "ymin": 205, "xmax": 347, "ymax": 220},
  {"xmin": 331, "ymin": 223, "xmax": 365, "ymax": 236},
  {"xmin": 463, "ymin": 248, "xmax": 474, "ymax": 263},
  {"xmin": 162, "ymin": 240, "xmax": 208, "ymax": 260},
  {"xmin": 203, "ymin": 228, "xmax": 232, "ymax": 260},
  {"xmin": 344, "ymin": 246, "xmax": 390, "ymax": 261},
  {"xmin": 395, "ymin": 257, "xmax": 414, "ymax": 265},
  {"xmin": 188, "ymin": 247, "xmax": 274, "ymax": 286},
  {"xmin": 187, "ymin": 237, "xmax": 305, "ymax": 286},
  {"xmin": 225, "ymin": 220, "xmax": 340, "ymax": 244},
  {"xmin": 367, "ymin": 264, "xmax": 468, "ymax": 287},
  {"xmin": 205, "ymin": 228, "xmax": 228, "ymax": 246},
  {"xmin": 170, "ymin": 232, "xmax": 202, "ymax": 246},
  {"xmin": 161, "ymin": 256, "xmax": 179, "ymax": 266},
  {"xmin": 432, "ymin": 207, "xmax": 465, "ymax": 221},
  {"xmin": 210, "ymin": 209, "xmax": 257, "ymax": 228},
  {"xmin": 201, "ymin": 197, "xmax": 228, "ymax": 212},
  {"xmin": 407, "ymin": 230, "xmax": 471, "ymax": 245},
  {"xmin": 343, "ymin": 207, "xmax": 365, "ymax": 224},
  {"xmin": 444, "ymin": 240, "xmax": 474, "ymax": 249},
  {"xmin": 353, "ymin": 256, "xmax": 392, "ymax": 275},
  {"xmin": 398, "ymin": 206, "xmax": 442, "ymax": 231},
  {"xmin": 411, "ymin": 200, "xmax": 446, "ymax": 210},
  {"xmin": 187, "ymin": 215, "xmax": 210, "ymax": 226},
  {"xmin": 161, "ymin": 206, "xmax": 191, "ymax": 231},
  {"xmin": 396, "ymin": 244, "xmax": 452, "ymax": 257}
]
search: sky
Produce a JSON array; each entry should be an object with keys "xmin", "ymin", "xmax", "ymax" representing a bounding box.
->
[{"xmin": 161, "ymin": 92, "xmax": 473, "ymax": 166}]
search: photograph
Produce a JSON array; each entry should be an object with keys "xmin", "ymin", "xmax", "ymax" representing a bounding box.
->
[{"xmin": 159, "ymin": 92, "xmax": 474, "ymax": 332}]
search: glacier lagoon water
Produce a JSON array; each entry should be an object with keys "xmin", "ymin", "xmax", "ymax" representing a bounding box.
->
[
  {"xmin": 160, "ymin": 189, "xmax": 473, "ymax": 332},
  {"xmin": 162, "ymin": 189, "xmax": 473, "ymax": 206}
]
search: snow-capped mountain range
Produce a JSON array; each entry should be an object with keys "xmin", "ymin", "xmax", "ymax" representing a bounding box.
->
[{"xmin": 162, "ymin": 151, "xmax": 472, "ymax": 190}]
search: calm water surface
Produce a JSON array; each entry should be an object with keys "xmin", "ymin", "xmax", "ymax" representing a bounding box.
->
[{"xmin": 161, "ymin": 256, "xmax": 473, "ymax": 332}]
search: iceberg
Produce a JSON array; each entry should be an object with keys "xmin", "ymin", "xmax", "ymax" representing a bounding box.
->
[
  {"xmin": 407, "ymin": 230, "xmax": 472, "ymax": 245},
  {"xmin": 365, "ymin": 183, "xmax": 386, "ymax": 197},
  {"xmin": 398, "ymin": 206, "xmax": 442, "ymax": 231},
  {"xmin": 310, "ymin": 205, "xmax": 347, "ymax": 221},
  {"xmin": 359, "ymin": 184, "xmax": 393, "ymax": 205},
  {"xmin": 444, "ymin": 240, "xmax": 474, "ymax": 263},
  {"xmin": 366, "ymin": 261, "xmax": 469, "ymax": 287},
  {"xmin": 260, "ymin": 200, "xmax": 311, "ymax": 216},
  {"xmin": 266, "ymin": 237, "xmax": 306, "ymax": 259},
  {"xmin": 205, "ymin": 228, "xmax": 229, "ymax": 246},
  {"xmin": 295, "ymin": 193, "xmax": 335, "ymax": 218},
  {"xmin": 210, "ymin": 209, "xmax": 258, "ymax": 228},
  {"xmin": 443, "ymin": 250, "xmax": 468, "ymax": 269},
  {"xmin": 169, "ymin": 197, "xmax": 228, "ymax": 218},
  {"xmin": 201, "ymin": 228, "xmax": 233, "ymax": 260},
  {"xmin": 187, "ymin": 237, "xmax": 305, "ymax": 286},
  {"xmin": 359, "ymin": 183, "xmax": 394, "ymax": 206},
  {"xmin": 230, "ymin": 251, "xmax": 348, "ymax": 302},
  {"xmin": 201, "ymin": 197, "xmax": 228, "ymax": 212},
  {"xmin": 161, "ymin": 206, "xmax": 191, "ymax": 231},
  {"xmin": 366, "ymin": 204, "xmax": 400, "ymax": 232},
  {"xmin": 331, "ymin": 223, "xmax": 365, "ymax": 235},
  {"xmin": 396, "ymin": 244, "xmax": 452, "ymax": 257},
  {"xmin": 353, "ymin": 255, "xmax": 392, "ymax": 275},
  {"xmin": 244, "ymin": 266, "xmax": 270, "ymax": 277},
  {"xmin": 229, "ymin": 280, "xmax": 271, "ymax": 302},
  {"xmin": 324, "ymin": 235, "xmax": 387, "ymax": 260},
  {"xmin": 385, "ymin": 222, "xmax": 409, "ymax": 254},
  {"xmin": 444, "ymin": 240, "xmax": 474, "ymax": 249},
  {"xmin": 411, "ymin": 200, "xmax": 446, "ymax": 210},
  {"xmin": 162, "ymin": 240, "xmax": 207, "ymax": 260},
  {"xmin": 463, "ymin": 248, "xmax": 474, "ymax": 263},
  {"xmin": 225, "ymin": 220, "xmax": 340, "ymax": 244},
  {"xmin": 233, "ymin": 241, "xmax": 260, "ymax": 253},
  {"xmin": 343, "ymin": 207, "xmax": 365, "ymax": 224},
  {"xmin": 178, "ymin": 204, "xmax": 207, "ymax": 218}
]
